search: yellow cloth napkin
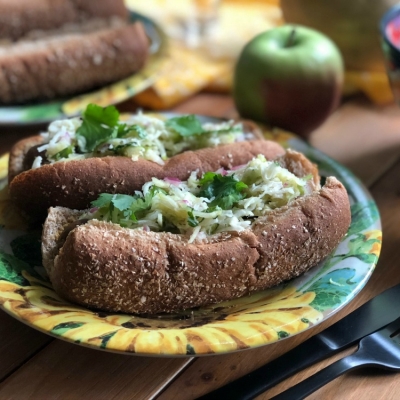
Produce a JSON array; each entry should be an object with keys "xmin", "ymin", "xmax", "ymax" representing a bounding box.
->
[
  {"xmin": 125, "ymin": 0, "xmax": 393, "ymax": 109},
  {"xmin": 343, "ymin": 71, "xmax": 393, "ymax": 104},
  {"xmin": 125, "ymin": 0, "xmax": 282, "ymax": 109}
]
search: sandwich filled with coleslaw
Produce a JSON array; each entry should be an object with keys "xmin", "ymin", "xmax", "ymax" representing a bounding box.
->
[
  {"xmin": 80, "ymin": 154, "xmax": 312, "ymax": 243},
  {"xmin": 8, "ymin": 104, "xmax": 285, "ymax": 220},
  {"xmin": 29, "ymin": 106, "xmax": 259, "ymax": 168},
  {"xmin": 41, "ymin": 149, "xmax": 351, "ymax": 314}
]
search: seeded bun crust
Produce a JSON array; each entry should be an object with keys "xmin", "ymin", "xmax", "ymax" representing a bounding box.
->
[
  {"xmin": 8, "ymin": 123, "xmax": 285, "ymax": 220},
  {"xmin": 41, "ymin": 150, "xmax": 351, "ymax": 314}
]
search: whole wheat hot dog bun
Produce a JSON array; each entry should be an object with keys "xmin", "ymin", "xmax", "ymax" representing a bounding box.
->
[
  {"xmin": 9, "ymin": 139, "xmax": 285, "ymax": 219},
  {"xmin": 0, "ymin": 20, "xmax": 149, "ymax": 104},
  {"xmin": 8, "ymin": 120, "xmax": 285, "ymax": 220},
  {"xmin": 41, "ymin": 150, "xmax": 351, "ymax": 314},
  {"xmin": 0, "ymin": 0, "xmax": 150, "ymax": 104}
]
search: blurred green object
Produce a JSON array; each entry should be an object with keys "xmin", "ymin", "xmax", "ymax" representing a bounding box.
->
[{"xmin": 280, "ymin": 0, "xmax": 398, "ymax": 72}]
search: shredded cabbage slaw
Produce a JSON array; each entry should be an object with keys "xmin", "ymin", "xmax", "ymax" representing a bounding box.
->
[
  {"xmin": 32, "ymin": 112, "xmax": 251, "ymax": 169},
  {"xmin": 80, "ymin": 155, "xmax": 311, "ymax": 243}
]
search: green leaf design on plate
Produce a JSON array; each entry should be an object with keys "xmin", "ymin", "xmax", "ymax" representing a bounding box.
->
[
  {"xmin": 348, "ymin": 201, "xmax": 379, "ymax": 237},
  {"xmin": 186, "ymin": 344, "xmax": 196, "ymax": 355},
  {"xmin": 51, "ymin": 322, "xmax": 85, "ymax": 336},
  {"xmin": 307, "ymin": 268, "xmax": 359, "ymax": 312},
  {"xmin": 309, "ymin": 201, "xmax": 380, "ymax": 277},
  {"xmin": 0, "ymin": 252, "xmax": 31, "ymax": 286},
  {"xmin": 99, "ymin": 331, "xmax": 118, "ymax": 349},
  {"xmin": 353, "ymin": 252, "xmax": 378, "ymax": 264},
  {"xmin": 10, "ymin": 232, "xmax": 42, "ymax": 267},
  {"xmin": 278, "ymin": 331, "xmax": 289, "ymax": 339},
  {"xmin": 343, "ymin": 232, "xmax": 381, "ymax": 264}
]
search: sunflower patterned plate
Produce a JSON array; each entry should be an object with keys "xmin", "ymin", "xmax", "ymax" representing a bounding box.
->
[
  {"xmin": 0, "ymin": 12, "xmax": 168, "ymax": 126},
  {"xmin": 0, "ymin": 118, "xmax": 381, "ymax": 356}
]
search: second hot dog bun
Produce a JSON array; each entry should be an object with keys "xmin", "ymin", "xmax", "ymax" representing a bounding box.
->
[{"xmin": 9, "ymin": 139, "xmax": 285, "ymax": 218}]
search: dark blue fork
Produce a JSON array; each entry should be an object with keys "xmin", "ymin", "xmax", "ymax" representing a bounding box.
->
[{"xmin": 271, "ymin": 317, "xmax": 400, "ymax": 400}]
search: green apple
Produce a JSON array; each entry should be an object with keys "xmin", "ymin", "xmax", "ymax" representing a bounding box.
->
[{"xmin": 233, "ymin": 25, "xmax": 344, "ymax": 138}]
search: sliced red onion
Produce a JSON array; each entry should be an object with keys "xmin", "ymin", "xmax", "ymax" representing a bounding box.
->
[
  {"xmin": 234, "ymin": 133, "xmax": 246, "ymax": 142},
  {"xmin": 60, "ymin": 131, "xmax": 71, "ymax": 141},
  {"xmin": 230, "ymin": 164, "xmax": 245, "ymax": 171},
  {"xmin": 164, "ymin": 177, "xmax": 182, "ymax": 185},
  {"xmin": 215, "ymin": 167, "xmax": 227, "ymax": 176}
]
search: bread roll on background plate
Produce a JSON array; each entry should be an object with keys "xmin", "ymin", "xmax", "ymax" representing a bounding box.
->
[
  {"xmin": 0, "ymin": 0, "xmax": 150, "ymax": 104},
  {"xmin": 0, "ymin": 0, "xmax": 129, "ymax": 40}
]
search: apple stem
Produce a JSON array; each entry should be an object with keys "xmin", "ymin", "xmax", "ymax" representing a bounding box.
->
[{"xmin": 286, "ymin": 28, "xmax": 296, "ymax": 48}]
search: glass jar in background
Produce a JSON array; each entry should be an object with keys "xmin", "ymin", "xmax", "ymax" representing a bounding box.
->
[{"xmin": 181, "ymin": 0, "xmax": 221, "ymax": 48}]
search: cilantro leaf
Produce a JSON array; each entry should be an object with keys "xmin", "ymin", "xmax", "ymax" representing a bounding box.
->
[
  {"xmin": 117, "ymin": 123, "xmax": 146, "ymax": 139},
  {"xmin": 111, "ymin": 194, "xmax": 137, "ymax": 211},
  {"xmin": 76, "ymin": 104, "xmax": 120, "ymax": 152},
  {"xmin": 128, "ymin": 193, "xmax": 154, "ymax": 221},
  {"xmin": 165, "ymin": 115, "xmax": 206, "ymax": 137},
  {"xmin": 92, "ymin": 194, "xmax": 139, "ymax": 218},
  {"xmin": 199, "ymin": 173, "xmax": 248, "ymax": 210},
  {"xmin": 90, "ymin": 189, "xmax": 160, "ymax": 225},
  {"xmin": 187, "ymin": 210, "xmax": 199, "ymax": 227},
  {"xmin": 116, "ymin": 123, "xmax": 131, "ymax": 138},
  {"xmin": 54, "ymin": 145, "xmax": 73, "ymax": 160},
  {"xmin": 91, "ymin": 193, "xmax": 115, "ymax": 208},
  {"xmin": 199, "ymin": 172, "xmax": 217, "ymax": 185}
]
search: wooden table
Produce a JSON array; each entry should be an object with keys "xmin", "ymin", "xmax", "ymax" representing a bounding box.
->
[{"xmin": 1, "ymin": 92, "xmax": 400, "ymax": 400}]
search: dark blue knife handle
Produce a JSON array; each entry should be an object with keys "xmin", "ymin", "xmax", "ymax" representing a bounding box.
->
[
  {"xmin": 270, "ymin": 352, "xmax": 366, "ymax": 400},
  {"xmin": 197, "ymin": 335, "xmax": 338, "ymax": 400}
]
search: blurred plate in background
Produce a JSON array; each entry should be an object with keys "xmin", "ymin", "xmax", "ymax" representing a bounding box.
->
[{"xmin": 0, "ymin": 12, "xmax": 168, "ymax": 127}]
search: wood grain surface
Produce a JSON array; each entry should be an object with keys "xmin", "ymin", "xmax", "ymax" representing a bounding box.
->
[
  {"xmin": 1, "ymin": 93, "xmax": 400, "ymax": 400},
  {"xmin": 0, "ymin": 311, "xmax": 52, "ymax": 382}
]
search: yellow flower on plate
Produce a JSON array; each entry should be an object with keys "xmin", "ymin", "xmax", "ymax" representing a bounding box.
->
[
  {"xmin": 363, "ymin": 230, "xmax": 382, "ymax": 258},
  {"xmin": 0, "ymin": 268, "xmax": 322, "ymax": 355}
]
